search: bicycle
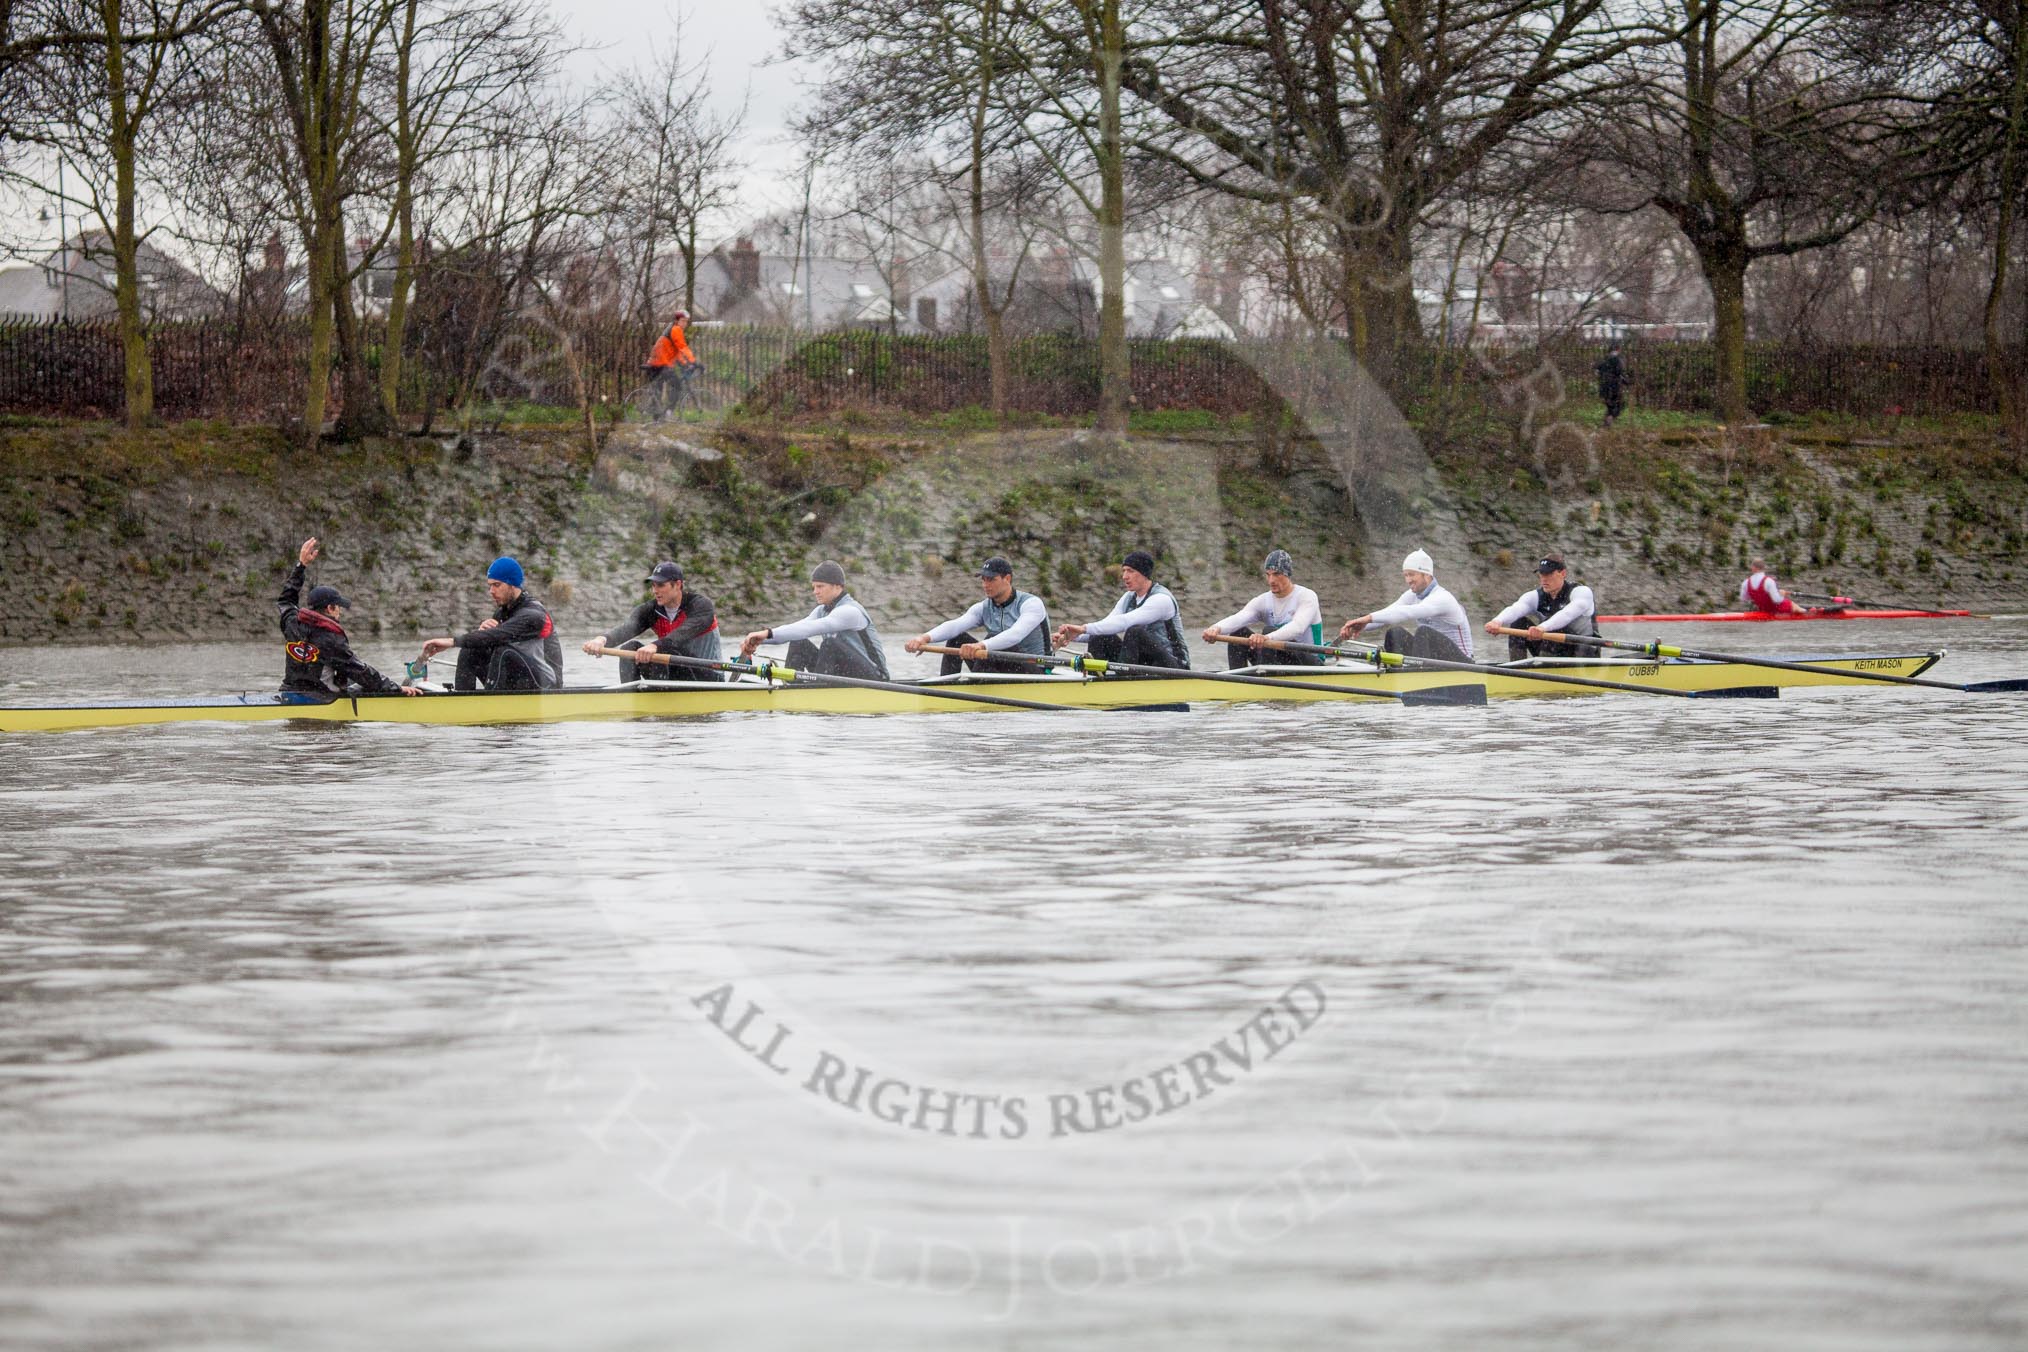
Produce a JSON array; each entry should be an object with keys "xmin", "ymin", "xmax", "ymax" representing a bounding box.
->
[{"xmin": 639, "ymin": 361, "xmax": 705, "ymax": 423}]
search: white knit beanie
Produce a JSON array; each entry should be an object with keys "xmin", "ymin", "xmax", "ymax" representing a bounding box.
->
[{"xmin": 1402, "ymin": 549, "xmax": 1435, "ymax": 574}]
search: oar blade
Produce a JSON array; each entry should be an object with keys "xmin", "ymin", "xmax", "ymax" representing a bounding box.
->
[
  {"xmin": 1688, "ymin": 685, "xmax": 1780, "ymax": 699},
  {"xmin": 1965, "ymin": 678, "xmax": 2028, "ymax": 692},
  {"xmin": 1401, "ymin": 683, "xmax": 1488, "ymax": 708}
]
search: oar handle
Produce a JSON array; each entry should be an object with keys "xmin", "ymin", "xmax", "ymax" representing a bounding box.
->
[{"xmin": 1488, "ymin": 623, "xmax": 1571, "ymax": 641}]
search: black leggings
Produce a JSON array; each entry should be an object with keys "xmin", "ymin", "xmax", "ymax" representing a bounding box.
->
[
  {"xmin": 614, "ymin": 637, "xmax": 723, "ymax": 683},
  {"xmin": 939, "ymin": 645, "xmax": 1046, "ymax": 676},
  {"xmin": 784, "ymin": 637, "xmax": 884, "ymax": 680},
  {"xmin": 1381, "ymin": 627, "xmax": 1473, "ymax": 664},
  {"xmin": 1087, "ymin": 628, "xmax": 1188, "ymax": 670},
  {"xmin": 1501, "ymin": 616, "xmax": 1581, "ymax": 661},
  {"xmin": 1222, "ymin": 626, "xmax": 1324, "ymax": 669},
  {"xmin": 455, "ymin": 645, "xmax": 552, "ymax": 691}
]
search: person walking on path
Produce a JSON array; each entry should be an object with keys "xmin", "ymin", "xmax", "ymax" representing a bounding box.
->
[{"xmin": 1595, "ymin": 344, "xmax": 1627, "ymax": 428}]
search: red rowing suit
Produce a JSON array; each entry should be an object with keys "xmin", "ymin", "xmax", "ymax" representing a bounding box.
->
[{"xmin": 1741, "ymin": 571, "xmax": 1796, "ymax": 615}]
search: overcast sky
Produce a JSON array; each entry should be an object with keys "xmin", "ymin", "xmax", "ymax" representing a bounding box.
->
[
  {"xmin": 567, "ymin": 1, "xmax": 812, "ymax": 229},
  {"xmin": 1, "ymin": 1, "xmax": 811, "ymax": 257}
]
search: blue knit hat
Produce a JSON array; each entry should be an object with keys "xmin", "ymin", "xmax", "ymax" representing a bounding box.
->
[{"xmin": 487, "ymin": 556, "xmax": 525, "ymax": 587}]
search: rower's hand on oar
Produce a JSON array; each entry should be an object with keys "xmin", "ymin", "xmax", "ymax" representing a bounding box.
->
[
  {"xmin": 1526, "ymin": 626, "xmax": 1547, "ymax": 640},
  {"xmin": 904, "ymin": 634, "xmax": 930, "ymax": 654},
  {"xmin": 959, "ymin": 642, "xmax": 990, "ymax": 661},
  {"xmin": 1338, "ymin": 617, "xmax": 1369, "ymax": 641},
  {"xmin": 739, "ymin": 630, "xmax": 767, "ymax": 658},
  {"xmin": 298, "ymin": 537, "xmax": 319, "ymax": 566},
  {"xmin": 1053, "ymin": 623, "xmax": 1085, "ymax": 646},
  {"xmin": 581, "ymin": 637, "xmax": 606, "ymax": 656},
  {"xmin": 1482, "ymin": 619, "xmax": 1501, "ymax": 634}
]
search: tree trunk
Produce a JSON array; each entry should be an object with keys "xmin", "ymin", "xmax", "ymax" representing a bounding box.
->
[
  {"xmin": 1987, "ymin": 9, "xmax": 2028, "ymax": 448},
  {"xmin": 969, "ymin": 1, "xmax": 1010, "ymax": 418},
  {"xmin": 380, "ymin": 191, "xmax": 413, "ymax": 419},
  {"xmin": 380, "ymin": 0, "xmax": 417, "ymax": 421},
  {"xmin": 332, "ymin": 240, "xmax": 391, "ymax": 440},
  {"xmin": 682, "ymin": 218, "xmax": 699, "ymax": 311},
  {"xmin": 1092, "ymin": 0, "xmax": 1129, "ymax": 434},
  {"xmin": 100, "ymin": 0, "xmax": 152, "ymax": 426},
  {"xmin": 302, "ymin": 219, "xmax": 335, "ymax": 439},
  {"xmin": 1335, "ymin": 218, "xmax": 1417, "ymax": 393},
  {"xmin": 1701, "ymin": 244, "xmax": 1751, "ymax": 424}
]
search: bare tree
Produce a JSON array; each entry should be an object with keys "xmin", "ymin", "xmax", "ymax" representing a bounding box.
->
[
  {"xmin": 1585, "ymin": 0, "xmax": 1910, "ymax": 422},
  {"xmin": 608, "ymin": 34, "xmax": 746, "ymax": 327},
  {"xmin": 375, "ymin": 0, "xmax": 561, "ymax": 416},
  {"xmin": 1107, "ymin": 0, "xmax": 1653, "ymax": 390},
  {"xmin": 1840, "ymin": 0, "xmax": 2028, "ymax": 440},
  {"xmin": 247, "ymin": 0, "xmax": 403, "ymax": 441},
  {"xmin": 2, "ymin": 0, "xmax": 234, "ymax": 425}
]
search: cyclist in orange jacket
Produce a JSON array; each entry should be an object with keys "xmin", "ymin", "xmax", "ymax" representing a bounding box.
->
[{"xmin": 643, "ymin": 310, "xmax": 699, "ymax": 420}]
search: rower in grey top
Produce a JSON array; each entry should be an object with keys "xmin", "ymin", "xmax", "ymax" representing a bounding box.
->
[
  {"xmin": 1054, "ymin": 549, "xmax": 1190, "ymax": 669},
  {"xmin": 906, "ymin": 555, "xmax": 1052, "ymax": 676},
  {"xmin": 740, "ymin": 561, "xmax": 889, "ymax": 679}
]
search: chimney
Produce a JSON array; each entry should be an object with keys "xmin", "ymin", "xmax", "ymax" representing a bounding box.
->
[
  {"xmin": 730, "ymin": 237, "xmax": 760, "ymax": 294},
  {"xmin": 892, "ymin": 255, "xmax": 912, "ymax": 312},
  {"xmin": 263, "ymin": 231, "xmax": 286, "ymax": 273}
]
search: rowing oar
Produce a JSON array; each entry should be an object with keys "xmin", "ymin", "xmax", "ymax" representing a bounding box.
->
[
  {"xmin": 1206, "ymin": 633, "xmax": 1776, "ymax": 700},
  {"xmin": 593, "ymin": 645, "xmax": 1072, "ymax": 712},
  {"xmin": 919, "ymin": 644, "xmax": 1487, "ymax": 707},
  {"xmin": 1488, "ymin": 626, "xmax": 2028, "ymax": 693},
  {"xmin": 1784, "ymin": 590, "xmax": 1989, "ymax": 618}
]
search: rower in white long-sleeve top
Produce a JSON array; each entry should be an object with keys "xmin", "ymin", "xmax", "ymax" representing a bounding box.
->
[
  {"xmin": 904, "ymin": 555, "xmax": 1051, "ymax": 675},
  {"xmin": 1054, "ymin": 549, "xmax": 1190, "ymax": 669},
  {"xmin": 740, "ymin": 561, "xmax": 889, "ymax": 679},
  {"xmin": 1203, "ymin": 549, "xmax": 1325, "ymax": 668},
  {"xmin": 1485, "ymin": 552, "xmax": 1598, "ymax": 659},
  {"xmin": 1339, "ymin": 549, "xmax": 1474, "ymax": 661}
]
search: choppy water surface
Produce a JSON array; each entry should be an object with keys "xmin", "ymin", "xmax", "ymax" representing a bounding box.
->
[{"xmin": 2, "ymin": 622, "xmax": 2025, "ymax": 1350}]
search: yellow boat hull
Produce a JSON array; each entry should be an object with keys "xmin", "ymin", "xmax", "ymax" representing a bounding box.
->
[{"xmin": 0, "ymin": 653, "xmax": 1946, "ymax": 733}]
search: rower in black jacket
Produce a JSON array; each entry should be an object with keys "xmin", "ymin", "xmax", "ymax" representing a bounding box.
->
[
  {"xmin": 417, "ymin": 556, "xmax": 565, "ymax": 691},
  {"xmin": 277, "ymin": 537, "xmax": 419, "ymax": 697},
  {"xmin": 583, "ymin": 560, "xmax": 725, "ymax": 682}
]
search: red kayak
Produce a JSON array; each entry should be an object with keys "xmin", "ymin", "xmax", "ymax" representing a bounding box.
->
[{"xmin": 1600, "ymin": 606, "xmax": 1980, "ymax": 623}]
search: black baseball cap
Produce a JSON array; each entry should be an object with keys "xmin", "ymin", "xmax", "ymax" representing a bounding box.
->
[
  {"xmin": 976, "ymin": 555, "xmax": 1013, "ymax": 579},
  {"xmin": 645, "ymin": 561, "xmax": 684, "ymax": 584},
  {"xmin": 306, "ymin": 584, "xmax": 352, "ymax": 609},
  {"xmin": 1536, "ymin": 554, "xmax": 1568, "ymax": 574}
]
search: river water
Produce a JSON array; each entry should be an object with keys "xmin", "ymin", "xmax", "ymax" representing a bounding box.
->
[{"xmin": 2, "ymin": 620, "xmax": 2025, "ymax": 1350}]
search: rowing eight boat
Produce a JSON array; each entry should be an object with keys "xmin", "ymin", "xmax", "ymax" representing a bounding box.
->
[
  {"xmin": 1598, "ymin": 607, "xmax": 1978, "ymax": 623},
  {"xmin": 0, "ymin": 652, "xmax": 1946, "ymax": 733}
]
